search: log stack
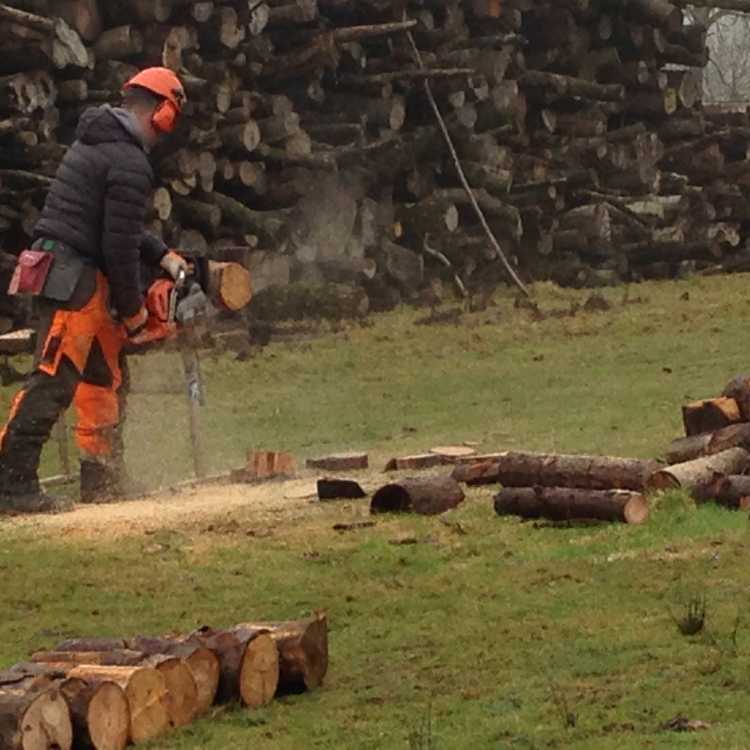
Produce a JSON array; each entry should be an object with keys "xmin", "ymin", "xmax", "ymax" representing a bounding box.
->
[
  {"xmin": 655, "ymin": 373, "xmax": 750, "ymax": 505},
  {"xmin": 0, "ymin": 0, "xmax": 747, "ymax": 324},
  {"xmin": 0, "ymin": 611, "xmax": 327, "ymax": 749}
]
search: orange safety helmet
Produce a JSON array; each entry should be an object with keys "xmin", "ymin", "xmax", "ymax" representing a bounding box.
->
[{"xmin": 123, "ymin": 67, "xmax": 186, "ymax": 135}]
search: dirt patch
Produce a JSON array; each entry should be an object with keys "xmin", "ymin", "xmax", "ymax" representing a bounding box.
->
[{"xmin": 1, "ymin": 470, "xmax": 393, "ymax": 540}]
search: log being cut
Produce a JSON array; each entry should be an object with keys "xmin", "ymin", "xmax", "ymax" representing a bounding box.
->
[
  {"xmin": 494, "ymin": 487, "xmax": 650, "ymax": 525},
  {"xmin": 451, "ymin": 451, "xmax": 658, "ymax": 491}
]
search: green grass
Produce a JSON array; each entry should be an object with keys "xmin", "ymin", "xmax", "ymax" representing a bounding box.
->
[{"xmin": 4, "ymin": 275, "xmax": 750, "ymax": 748}]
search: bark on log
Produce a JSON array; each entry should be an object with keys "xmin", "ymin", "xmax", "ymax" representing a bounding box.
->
[
  {"xmin": 451, "ymin": 451, "xmax": 657, "ymax": 491},
  {"xmin": 384, "ymin": 453, "xmax": 444, "ymax": 472},
  {"xmin": 317, "ymin": 478, "xmax": 367, "ymax": 500},
  {"xmin": 232, "ymin": 612, "xmax": 328, "ymax": 692},
  {"xmin": 306, "ymin": 452, "xmax": 368, "ymax": 471},
  {"xmin": 494, "ymin": 487, "xmax": 650, "ymax": 524},
  {"xmin": 722, "ymin": 374, "xmax": 750, "ymax": 421},
  {"xmin": 646, "ymin": 447, "xmax": 750, "ymax": 494},
  {"xmin": 682, "ymin": 397, "xmax": 742, "ymax": 437},
  {"xmin": 126, "ymin": 639, "xmax": 219, "ymax": 716},
  {"xmin": 0, "ymin": 686, "xmax": 72, "ymax": 750},
  {"xmin": 694, "ymin": 474, "xmax": 750, "ymax": 509},
  {"xmin": 371, "ymin": 476, "xmax": 465, "ymax": 516}
]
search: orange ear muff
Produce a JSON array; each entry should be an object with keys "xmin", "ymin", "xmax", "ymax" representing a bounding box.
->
[{"xmin": 152, "ymin": 99, "xmax": 179, "ymax": 134}]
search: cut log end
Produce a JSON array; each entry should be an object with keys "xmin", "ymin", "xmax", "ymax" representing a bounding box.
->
[
  {"xmin": 151, "ymin": 658, "xmax": 198, "ymax": 728},
  {"xmin": 239, "ymin": 633, "xmax": 280, "ymax": 707},
  {"xmin": 184, "ymin": 648, "xmax": 220, "ymax": 716},
  {"xmin": 67, "ymin": 666, "xmax": 170, "ymax": 745},
  {"xmin": 0, "ymin": 688, "xmax": 73, "ymax": 750},
  {"xmin": 62, "ymin": 679, "xmax": 129, "ymax": 750}
]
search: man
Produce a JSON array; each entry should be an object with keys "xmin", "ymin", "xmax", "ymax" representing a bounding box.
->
[{"xmin": 0, "ymin": 67, "xmax": 188, "ymax": 513}]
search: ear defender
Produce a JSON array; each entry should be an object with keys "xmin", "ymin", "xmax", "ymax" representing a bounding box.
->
[
  {"xmin": 151, "ymin": 99, "xmax": 179, "ymax": 134},
  {"xmin": 122, "ymin": 68, "xmax": 186, "ymax": 136}
]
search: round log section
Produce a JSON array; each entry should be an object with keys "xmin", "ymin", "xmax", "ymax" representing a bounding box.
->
[
  {"xmin": 0, "ymin": 687, "xmax": 73, "ymax": 750},
  {"xmin": 66, "ymin": 665, "xmax": 169, "ymax": 745},
  {"xmin": 188, "ymin": 628, "xmax": 279, "ymax": 706},
  {"xmin": 145, "ymin": 656, "xmax": 198, "ymax": 729},
  {"xmin": 128, "ymin": 639, "xmax": 219, "ymax": 717},
  {"xmin": 494, "ymin": 487, "xmax": 650, "ymax": 525},
  {"xmin": 237, "ymin": 633, "xmax": 280, "ymax": 707},
  {"xmin": 371, "ymin": 476, "xmax": 466, "ymax": 516},
  {"xmin": 59, "ymin": 678, "xmax": 129, "ymax": 750},
  {"xmin": 234, "ymin": 612, "xmax": 328, "ymax": 693},
  {"xmin": 206, "ymin": 260, "xmax": 253, "ymax": 311}
]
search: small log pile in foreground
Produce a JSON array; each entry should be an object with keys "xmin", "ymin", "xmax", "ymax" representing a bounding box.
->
[{"xmin": 0, "ymin": 611, "xmax": 327, "ymax": 750}]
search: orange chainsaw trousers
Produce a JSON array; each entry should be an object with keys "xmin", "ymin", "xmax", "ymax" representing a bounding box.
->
[{"xmin": 0, "ymin": 272, "xmax": 129, "ymax": 491}]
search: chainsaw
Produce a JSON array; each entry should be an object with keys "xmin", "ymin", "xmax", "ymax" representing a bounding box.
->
[{"xmin": 136, "ymin": 263, "xmax": 216, "ymax": 477}]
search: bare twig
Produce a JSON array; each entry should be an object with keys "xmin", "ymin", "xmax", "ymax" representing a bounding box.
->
[
  {"xmin": 423, "ymin": 234, "xmax": 468, "ymax": 298},
  {"xmin": 404, "ymin": 25, "xmax": 530, "ymax": 298}
]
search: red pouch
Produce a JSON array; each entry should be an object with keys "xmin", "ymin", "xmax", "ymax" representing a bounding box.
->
[{"xmin": 7, "ymin": 250, "xmax": 54, "ymax": 296}]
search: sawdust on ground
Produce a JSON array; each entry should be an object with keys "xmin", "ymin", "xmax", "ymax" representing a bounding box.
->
[{"xmin": 0, "ymin": 470, "xmax": 390, "ymax": 540}]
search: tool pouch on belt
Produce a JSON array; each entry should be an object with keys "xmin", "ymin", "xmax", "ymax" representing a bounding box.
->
[
  {"xmin": 9, "ymin": 239, "xmax": 94, "ymax": 305},
  {"xmin": 7, "ymin": 249, "xmax": 53, "ymax": 296}
]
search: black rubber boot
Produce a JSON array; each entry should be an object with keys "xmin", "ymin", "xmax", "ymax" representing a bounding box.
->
[
  {"xmin": 79, "ymin": 460, "xmax": 121, "ymax": 503},
  {"xmin": 0, "ymin": 484, "xmax": 72, "ymax": 514}
]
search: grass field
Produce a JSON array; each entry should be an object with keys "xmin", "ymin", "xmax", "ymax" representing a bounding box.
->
[{"xmin": 3, "ymin": 275, "xmax": 750, "ymax": 748}]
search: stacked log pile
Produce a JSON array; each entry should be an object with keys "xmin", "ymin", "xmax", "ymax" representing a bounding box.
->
[
  {"xmin": 652, "ymin": 373, "xmax": 750, "ymax": 506},
  {"xmin": 0, "ymin": 0, "xmax": 748, "ymax": 323},
  {"xmin": 0, "ymin": 611, "xmax": 327, "ymax": 749}
]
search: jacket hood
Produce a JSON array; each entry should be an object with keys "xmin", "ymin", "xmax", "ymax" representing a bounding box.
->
[{"xmin": 75, "ymin": 105, "xmax": 148, "ymax": 151}]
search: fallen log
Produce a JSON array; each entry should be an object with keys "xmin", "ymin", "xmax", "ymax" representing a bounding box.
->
[
  {"xmin": 451, "ymin": 451, "xmax": 657, "ymax": 491},
  {"xmin": 682, "ymin": 397, "xmax": 741, "ymax": 437},
  {"xmin": 694, "ymin": 474, "xmax": 750, "ymax": 509},
  {"xmin": 665, "ymin": 422, "xmax": 750, "ymax": 463},
  {"xmin": 0, "ymin": 684, "xmax": 73, "ymax": 750},
  {"xmin": 646, "ymin": 447, "xmax": 750, "ymax": 494},
  {"xmin": 317, "ymin": 478, "xmax": 367, "ymax": 500},
  {"xmin": 384, "ymin": 454, "xmax": 444, "ymax": 471},
  {"xmin": 494, "ymin": 487, "xmax": 650, "ymax": 524},
  {"xmin": 232, "ymin": 612, "xmax": 328, "ymax": 693},
  {"xmin": 371, "ymin": 476, "xmax": 465, "ymax": 516},
  {"xmin": 307, "ymin": 452, "xmax": 369, "ymax": 471}
]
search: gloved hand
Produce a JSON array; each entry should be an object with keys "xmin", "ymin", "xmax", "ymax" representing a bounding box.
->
[
  {"xmin": 123, "ymin": 305, "xmax": 149, "ymax": 347},
  {"xmin": 160, "ymin": 250, "xmax": 188, "ymax": 280}
]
